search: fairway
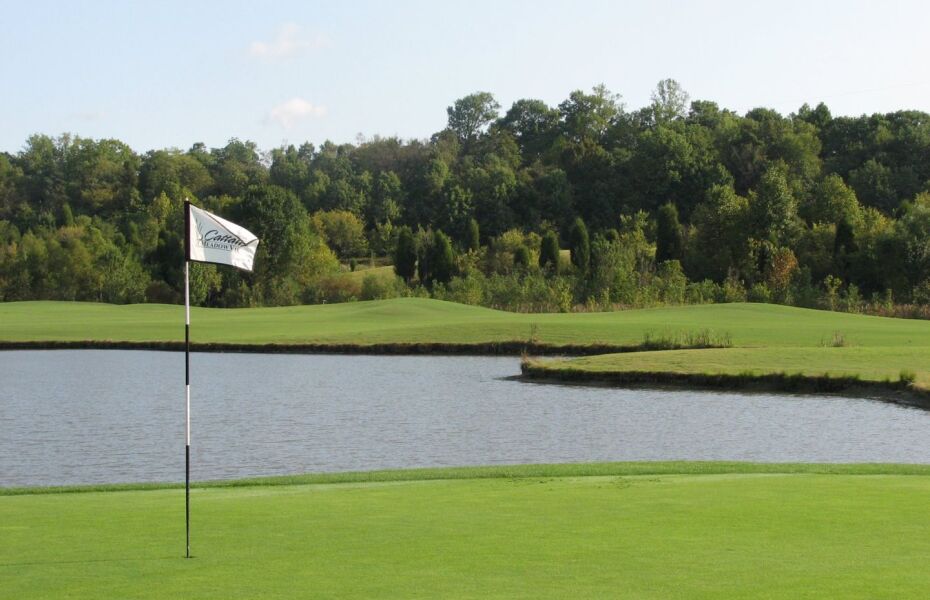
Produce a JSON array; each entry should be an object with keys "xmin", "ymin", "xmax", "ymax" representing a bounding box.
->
[
  {"xmin": 3, "ymin": 464, "xmax": 930, "ymax": 599},
  {"xmin": 3, "ymin": 298, "xmax": 930, "ymax": 347}
]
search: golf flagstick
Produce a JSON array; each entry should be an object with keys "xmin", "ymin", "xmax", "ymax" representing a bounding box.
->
[
  {"xmin": 185, "ymin": 261, "xmax": 191, "ymax": 558},
  {"xmin": 183, "ymin": 199, "xmax": 259, "ymax": 559}
]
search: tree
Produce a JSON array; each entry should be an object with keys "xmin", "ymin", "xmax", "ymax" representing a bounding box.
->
[
  {"xmin": 796, "ymin": 102, "xmax": 832, "ymax": 131},
  {"xmin": 558, "ymin": 85, "xmax": 622, "ymax": 142},
  {"xmin": 447, "ymin": 92, "xmax": 500, "ymax": 146},
  {"xmin": 238, "ymin": 184, "xmax": 337, "ymax": 304},
  {"xmin": 688, "ymin": 185, "xmax": 750, "ymax": 281},
  {"xmin": 466, "ymin": 218, "xmax": 480, "ymax": 252},
  {"xmin": 848, "ymin": 159, "xmax": 897, "ymax": 213},
  {"xmin": 750, "ymin": 165, "xmax": 798, "ymax": 245},
  {"xmin": 805, "ymin": 173, "xmax": 861, "ymax": 226},
  {"xmin": 539, "ymin": 230, "xmax": 560, "ymax": 271},
  {"xmin": 655, "ymin": 203, "xmax": 683, "ymax": 263},
  {"xmin": 496, "ymin": 99, "xmax": 559, "ymax": 157},
  {"xmin": 369, "ymin": 170, "xmax": 403, "ymax": 225},
  {"xmin": 419, "ymin": 229, "xmax": 455, "ymax": 286},
  {"xmin": 313, "ymin": 210, "xmax": 368, "ymax": 258},
  {"xmin": 569, "ymin": 217, "xmax": 590, "ymax": 273},
  {"xmin": 393, "ymin": 226, "xmax": 417, "ymax": 283},
  {"xmin": 650, "ymin": 79, "xmax": 690, "ymax": 124},
  {"xmin": 833, "ymin": 216, "xmax": 857, "ymax": 279}
]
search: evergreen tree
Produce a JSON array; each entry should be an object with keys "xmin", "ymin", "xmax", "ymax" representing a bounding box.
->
[
  {"xmin": 427, "ymin": 230, "xmax": 455, "ymax": 285},
  {"xmin": 539, "ymin": 230, "xmax": 560, "ymax": 271},
  {"xmin": 569, "ymin": 217, "xmax": 590, "ymax": 273},
  {"xmin": 393, "ymin": 226, "xmax": 417, "ymax": 283},
  {"xmin": 655, "ymin": 202, "xmax": 683, "ymax": 263},
  {"xmin": 833, "ymin": 217, "xmax": 857, "ymax": 279},
  {"xmin": 513, "ymin": 244, "xmax": 531, "ymax": 269},
  {"xmin": 466, "ymin": 218, "xmax": 480, "ymax": 252}
]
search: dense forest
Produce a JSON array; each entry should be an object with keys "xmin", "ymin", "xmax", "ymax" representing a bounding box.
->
[{"xmin": 2, "ymin": 80, "xmax": 930, "ymax": 314}]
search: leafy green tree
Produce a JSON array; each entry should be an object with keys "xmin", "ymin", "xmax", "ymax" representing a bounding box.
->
[
  {"xmin": 313, "ymin": 210, "xmax": 368, "ymax": 258},
  {"xmin": 558, "ymin": 85, "xmax": 622, "ymax": 142},
  {"xmin": 369, "ymin": 170, "xmax": 403, "ymax": 225},
  {"xmin": 447, "ymin": 92, "xmax": 500, "ymax": 146},
  {"xmin": 650, "ymin": 79, "xmax": 690, "ymax": 124},
  {"xmin": 568, "ymin": 217, "xmax": 590, "ymax": 273},
  {"xmin": 849, "ymin": 159, "xmax": 897, "ymax": 213},
  {"xmin": 393, "ymin": 226, "xmax": 417, "ymax": 283},
  {"xmin": 688, "ymin": 185, "xmax": 750, "ymax": 281},
  {"xmin": 656, "ymin": 203, "xmax": 683, "ymax": 263},
  {"xmin": 750, "ymin": 165, "xmax": 798, "ymax": 245},
  {"xmin": 238, "ymin": 184, "xmax": 337, "ymax": 304},
  {"xmin": 805, "ymin": 173, "xmax": 861, "ymax": 225},
  {"xmin": 796, "ymin": 102, "xmax": 832, "ymax": 131},
  {"xmin": 496, "ymin": 99, "xmax": 560, "ymax": 157}
]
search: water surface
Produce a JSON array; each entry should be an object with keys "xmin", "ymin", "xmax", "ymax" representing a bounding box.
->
[{"xmin": 1, "ymin": 350, "xmax": 929, "ymax": 487}]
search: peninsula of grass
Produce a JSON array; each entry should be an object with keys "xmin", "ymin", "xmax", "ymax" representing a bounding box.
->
[
  {"xmin": 4, "ymin": 462, "xmax": 930, "ymax": 598},
  {"xmin": 521, "ymin": 344, "xmax": 930, "ymax": 399}
]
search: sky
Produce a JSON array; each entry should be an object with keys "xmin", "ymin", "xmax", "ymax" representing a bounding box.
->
[{"xmin": 2, "ymin": 0, "xmax": 930, "ymax": 154}]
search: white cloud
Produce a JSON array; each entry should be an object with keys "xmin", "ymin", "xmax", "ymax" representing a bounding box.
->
[
  {"xmin": 249, "ymin": 23, "xmax": 326, "ymax": 60},
  {"xmin": 268, "ymin": 98, "xmax": 327, "ymax": 128}
]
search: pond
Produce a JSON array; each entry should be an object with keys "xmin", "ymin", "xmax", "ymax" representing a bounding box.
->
[{"xmin": 2, "ymin": 350, "xmax": 929, "ymax": 487}]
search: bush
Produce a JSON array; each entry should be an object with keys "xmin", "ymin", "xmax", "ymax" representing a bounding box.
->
[
  {"xmin": 685, "ymin": 279, "xmax": 723, "ymax": 304},
  {"xmin": 748, "ymin": 282, "xmax": 773, "ymax": 303},
  {"xmin": 360, "ymin": 274, "xmax": 406, "ymax": 301}
]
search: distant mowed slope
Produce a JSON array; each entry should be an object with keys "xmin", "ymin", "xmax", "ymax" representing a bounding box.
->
[{"xmin": 1, "ymin": 298, "xmax": 929, "ymax": 347}]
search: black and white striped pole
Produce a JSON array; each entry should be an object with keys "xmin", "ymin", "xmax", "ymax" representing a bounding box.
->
[{"xmin": 184, "ymin": 200, "xmax": 192, "ymax": 559}]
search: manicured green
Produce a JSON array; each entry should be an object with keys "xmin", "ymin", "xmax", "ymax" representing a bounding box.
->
[
  {"xmin": 530, "ymin": 346, "xmax": 930, "ymax": 390},
  {"xmin": 3, "ymin": 298, "xmax": 930, "ymax": 347},
  {"xmin": 4, "ymin": 463, "xmax": 930, "ymax": 598}
]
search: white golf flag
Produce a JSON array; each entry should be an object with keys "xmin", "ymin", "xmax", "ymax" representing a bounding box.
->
[{"xmin": 187, "ymin": 203, "xmax": 259, "ymax": 271}]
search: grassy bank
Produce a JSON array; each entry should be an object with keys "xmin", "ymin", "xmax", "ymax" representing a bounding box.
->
[
  {"xmin": 4, "ymin": 463, "xmax": 930, "ymax": 598},
  {"xmin": 522, "ymin": 346, "xmax": 930, "ymax": 396}
]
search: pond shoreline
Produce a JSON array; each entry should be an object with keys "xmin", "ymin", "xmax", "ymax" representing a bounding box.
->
[
  {"xmin": 0, "ymin": 339, "xmax": 716, "ymax": 357},
  {"xmin": 7, "ymin": 460, "xmax": 930, "ymax": 496},
  {"xmin": 519, "ymin": 360, "xmax": 930, "ymax": 408}
]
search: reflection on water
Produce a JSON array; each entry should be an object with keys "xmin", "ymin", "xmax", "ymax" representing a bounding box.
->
[{"xmin": 1, "ymin": 350, "xmax": 929, "ymax": 487}]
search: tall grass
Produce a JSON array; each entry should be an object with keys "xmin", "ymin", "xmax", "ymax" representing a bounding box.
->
[{"xmin": 641, "ymin": 329, "xmax": 733, "ymax": 350}]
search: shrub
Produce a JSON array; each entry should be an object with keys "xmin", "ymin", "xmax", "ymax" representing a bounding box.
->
[
  {"xmin": 747, "ymin": 282, "xmax": 772, "ymax": 303},
  {"xmin": 539, "ymin": 230, "xmax": 560, "ymax": 271}
]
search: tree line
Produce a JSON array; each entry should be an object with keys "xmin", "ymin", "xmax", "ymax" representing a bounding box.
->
[{"xmin": 2, "ymin": 79, "xmax": 930, "ymax": 313}]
